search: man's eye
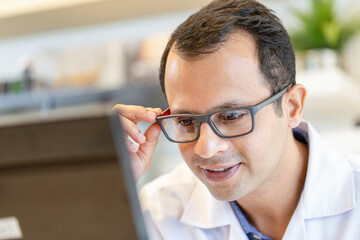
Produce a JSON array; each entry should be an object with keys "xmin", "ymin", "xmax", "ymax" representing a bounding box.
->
[
  {"xmin": 178, "ymin": 119, "xmax": 195, "ymax": 126},
  {"xmin": 220, "ymin": 111, "xmax": 246, "ymax": 121}
]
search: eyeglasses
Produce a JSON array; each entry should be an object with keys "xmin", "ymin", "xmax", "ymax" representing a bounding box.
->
[{"xmin": 156, "ymin": 86, "xmax": 291, "ymax": 143}]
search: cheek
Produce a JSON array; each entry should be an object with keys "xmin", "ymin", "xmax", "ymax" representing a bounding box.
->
[
  {"xmin": 252, "ymin": 107, "xmax": 284, "ymax": 145},
  {"xmin": 177, "ymin": 143, "xmax": 194, "ymax": 163},
  {"xmin": 232, "ymin": 133, "xmax": 278, "ymax": 183},
  {"xmin": 234, "ymin": 111, "xmax": 285, "ymax": 168}
]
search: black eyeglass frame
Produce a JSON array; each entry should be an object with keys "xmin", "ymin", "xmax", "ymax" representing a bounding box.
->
[{"xmin": 156, "ymin": 85, "xmax": 291, "ymax": 143}]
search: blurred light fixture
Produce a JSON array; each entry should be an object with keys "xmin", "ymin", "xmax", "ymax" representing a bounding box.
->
[{"xmin": 0, "ymin": 0, "xmax": 104, "ymax": 18}]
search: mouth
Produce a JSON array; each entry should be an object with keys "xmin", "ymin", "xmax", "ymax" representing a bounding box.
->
[{"xmin": 201, "ymin": 163, "xmax": 241, "ymax": 183}]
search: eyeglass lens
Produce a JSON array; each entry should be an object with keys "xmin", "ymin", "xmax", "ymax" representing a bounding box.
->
[{"xmin": 159, "ymin": 108, "xmax": 252, "ymax": 142}]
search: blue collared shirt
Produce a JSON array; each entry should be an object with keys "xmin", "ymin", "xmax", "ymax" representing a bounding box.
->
[
  {"xmin": 230, "ymin": 201, "xmax": 272, "ymax": 240},
  {"xmin": 230, "ymin": 127, "xmax": 309, "ymax": 240}
]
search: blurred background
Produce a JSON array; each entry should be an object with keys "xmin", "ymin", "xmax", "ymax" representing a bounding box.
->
[{"xmin": 0, "ymin": 0, "xmax": 359, "ymax": 187}]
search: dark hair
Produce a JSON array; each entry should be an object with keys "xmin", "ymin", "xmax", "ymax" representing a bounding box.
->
[{"xmin": 159, "ymin": 0, "xmax": 296, "ymax": 115}]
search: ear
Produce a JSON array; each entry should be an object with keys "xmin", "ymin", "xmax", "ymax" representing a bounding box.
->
[{"xmin": 283, "ymin": 84, "xmax": 307, "ymax": 128}]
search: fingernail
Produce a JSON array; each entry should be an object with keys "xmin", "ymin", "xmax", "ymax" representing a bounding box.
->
[
  {"xmin": 138, "ymin": 132, "xmax": 146, "ymax": 142},
  {"xmin": 131, "ymin": 142, "xmax": 139, "ymax": 151},
  {"xmin": 147, "ymin": 111, "xmax": 156, "ymax": 117}
]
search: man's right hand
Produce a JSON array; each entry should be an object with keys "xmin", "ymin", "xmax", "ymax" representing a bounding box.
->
[{"xmin": 113, "ymin": 104, "xmax": 163, "ymax": 182}]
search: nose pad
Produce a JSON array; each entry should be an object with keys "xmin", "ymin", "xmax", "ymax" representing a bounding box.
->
[{"xmin": 193, "ymin": 123, "xmax": 228, "ymax": 158}]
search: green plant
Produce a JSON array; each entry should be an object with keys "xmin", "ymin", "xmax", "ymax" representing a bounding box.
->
[{"xmin": 290, "ymin": 0, "xmax": 360, "ymax": 52}]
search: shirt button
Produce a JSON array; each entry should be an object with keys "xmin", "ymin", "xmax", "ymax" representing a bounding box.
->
[{"xmin": 252, "ymin": 235, "xmax": 262, "ymax": 240}]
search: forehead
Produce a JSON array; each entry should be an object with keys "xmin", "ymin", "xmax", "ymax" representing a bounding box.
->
[{"xmin": 164, "ymin": 32, "xmax": 270, "ymax": 114}]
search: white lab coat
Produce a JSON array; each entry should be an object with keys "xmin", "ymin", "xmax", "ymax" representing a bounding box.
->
[{"xmin": 139, "ymin": 122, "xmax": 360, "ymax": 240}]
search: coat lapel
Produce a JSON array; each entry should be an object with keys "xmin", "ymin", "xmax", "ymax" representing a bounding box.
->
[
  {"xmin": 282, "ymin": 122, "xmax": 357, "ymax": 239},
  {"xmin": 300, "ymin": 122, "xmax": 356, "ymax": 219},
  {"xmin": 180, "ymin": 181, "xmax": 230, "ymax": 228},
  {"xmin": 180, "ymin": 180, "xmax": 248, "ymax": 239}
]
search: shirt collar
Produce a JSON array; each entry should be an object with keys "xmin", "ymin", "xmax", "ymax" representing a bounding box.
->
[
  {"xmin": 299, "ymin": 121, "xmax": 356, "ymax": 219},
  {"xmin": 229, "ymin": 201, "xmax": 272, "ymax": 240},
  {"xmin": 180, "ymin": 180, "xmax": 231, "ymax": 229}
]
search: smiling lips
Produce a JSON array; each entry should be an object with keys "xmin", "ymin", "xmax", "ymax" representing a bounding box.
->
[{"xmin": 201, "ymin": 163, "xmax": 241, "ymax": 183}]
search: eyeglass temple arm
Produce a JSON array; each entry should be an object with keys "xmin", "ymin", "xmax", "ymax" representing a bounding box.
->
[{"xmin": 253, "ymin": 86, "xmax": 291, "ymax": 114}]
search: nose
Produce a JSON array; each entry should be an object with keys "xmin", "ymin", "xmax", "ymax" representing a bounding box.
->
[{"xmin": 193, "ymin": 123, "xmax": 229, "ymax": 158}]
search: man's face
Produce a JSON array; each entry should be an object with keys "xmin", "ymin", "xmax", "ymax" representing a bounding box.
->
[{"xmin": 164, "ymin": 33, "xmax": 289, "ymax": 201}]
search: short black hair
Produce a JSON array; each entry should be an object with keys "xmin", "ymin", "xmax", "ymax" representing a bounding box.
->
[{"xmin": 159, "ymin": 0, "xmax": 296, "ymax": 115}]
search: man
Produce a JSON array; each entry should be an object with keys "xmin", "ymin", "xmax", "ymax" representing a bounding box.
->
[{"xmin": 114, "ymin": 0, "xmax": 360, "ymax": 239}]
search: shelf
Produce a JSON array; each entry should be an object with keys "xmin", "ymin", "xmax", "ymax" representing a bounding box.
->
[{"xmin": 0, "ymin": 84, "xmax": 168, "ymax": 118}]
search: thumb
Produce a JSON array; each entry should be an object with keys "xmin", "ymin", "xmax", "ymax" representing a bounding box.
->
[{"xmin": 137, "ymin": 122, "xmax": 161, "ymax": 171}]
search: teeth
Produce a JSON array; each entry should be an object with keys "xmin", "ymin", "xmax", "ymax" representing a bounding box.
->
[{"xmin": 210, "ymin": 168, "xmax": 228, "ymax": 172}]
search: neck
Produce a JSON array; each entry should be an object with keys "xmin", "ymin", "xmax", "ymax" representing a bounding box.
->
[{"xmin": 236, "ymin": 130, "xmax": 308, "ymax": 240}]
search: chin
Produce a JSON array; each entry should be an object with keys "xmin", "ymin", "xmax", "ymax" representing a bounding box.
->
[{"xmin": 207, "ymin": 186, "xmax": 245, "ymax": 202}]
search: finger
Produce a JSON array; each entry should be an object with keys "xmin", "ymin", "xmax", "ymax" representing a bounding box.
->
[
  {"xmin": 136, "ymin": 123, "xmax": 161, "ymax": 171},
  {"xmin": 113, "ymin": 104, "xmax": 160, "ymax": 124},
  {"xmin": 125, "ymin": 138, "xmax": 139, "ymax": 153},
  {"xmin": 120, "ymin": 116, "xmax": 146, "ymax": 144},
  {"xmin": 145, "ymin": 107, "xmax": 163, "ymax": 115}
]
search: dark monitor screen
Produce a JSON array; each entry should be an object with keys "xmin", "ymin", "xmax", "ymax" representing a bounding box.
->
[{"xmin": 0, "ymin": 108, "xmax": 147, "ymax": 240}]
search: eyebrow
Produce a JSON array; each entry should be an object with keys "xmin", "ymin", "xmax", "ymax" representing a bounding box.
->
[{"xmin": 171, "ymin": 100, "xmax": 250, "ymax": 115}]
